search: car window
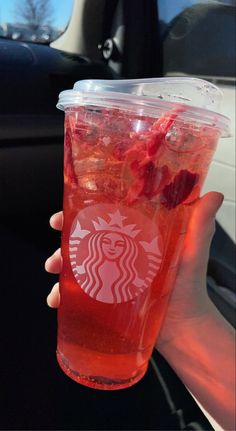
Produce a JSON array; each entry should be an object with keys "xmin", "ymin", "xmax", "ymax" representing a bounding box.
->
[
  {"xmin": 157, "ymin": 0, "xmax": 235, "ymax": 82},
  {"xmin": 157, "ymin": 0, "xmax": 236, "ymax": 243},
  {"xmin": 0, "ymin": 0, "xmax": 74, "ymax": 44}
]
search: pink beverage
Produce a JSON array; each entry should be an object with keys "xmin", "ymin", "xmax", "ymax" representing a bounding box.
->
[{"xmin": 56, "ymin": 78, "xmax": 229, "ymax": 389}]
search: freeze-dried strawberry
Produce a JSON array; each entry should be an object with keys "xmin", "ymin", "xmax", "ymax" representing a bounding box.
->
[
  {"xmin": 64, "ymin": 128, "xmax": 77, "ymax": 185},
  {"xmin": 124, "ymin": 141, "xmax": 146, "ymax": 158},
  {"xmin": 147, "ymin": 132, "xmax": 165, "ymax": 157},
  {"xmin": 129, "ymin": 151, "xmax": 149, "ymax": 175},
  {"xmin": 151, "ymin": 107, "xmax": 184, "ymax": 133},
  {"xmin": 126, "ymin": 163, "xmax": 171, "ymax": 204},
  {"xmin": 125, "ymin": 178, "xmax": 145, "ymax": 205},
  {"xmin": 161, "ymin": 170, "xmax": 199, "ymax": 209},
  {"xmin": 143, "ymin": 164, "xmax": 171, "ymax": 198},
  {"xmin": 148, "ymin": 107, "xmax": 185, "ymax": 157},
  {"xmin": 183, "ymin": 184, "xmax": 201, "ymax": 205}
]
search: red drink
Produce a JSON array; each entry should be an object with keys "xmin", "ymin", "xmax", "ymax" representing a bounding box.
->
[{"xmin": 56, "ymin": 79, "xmax": 229, "ymax": 389}]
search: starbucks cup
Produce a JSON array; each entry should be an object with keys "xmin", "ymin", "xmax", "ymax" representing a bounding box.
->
[{"xmin": 56, "ymin": 78, "xmax": 230, "ymax": 390}]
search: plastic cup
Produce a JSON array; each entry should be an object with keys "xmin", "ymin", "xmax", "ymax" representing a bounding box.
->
[{"xmin": 56, "ymin": 78, "xmax": 230, "ymax": 390}]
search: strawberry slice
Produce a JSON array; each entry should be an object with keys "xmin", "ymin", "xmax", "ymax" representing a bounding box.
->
[
  {"xmin": 143, "ymin": 164, "xmax": 171, "ymax": 198},
  {"xmin": 126, "ymin": 163, "xmax": 171, "ymax": 204},
  {"xmin": 147, "ymin": 131, "xmax": 165, "ymax": 157},
  {"xmin": 182, "ymin": 184, "xmax": 201, "ymax": 205},
  {"xmin": 125, "ymin": 178, "xmax": 145, "ymax": 205},
  {"xmin": 124, "ymin": 140, "xmax": 146, "ymax": 159},
  {"xmin": 161, "ymin": 170, "xmax": 199, "ymax": 209},
  {"xmin": 148, "ymin": 107, "xmax": 185, "ymax": 157},
  {"xmin": 129, "ymin": 151, "xmax": 149, "ymax": 175}
]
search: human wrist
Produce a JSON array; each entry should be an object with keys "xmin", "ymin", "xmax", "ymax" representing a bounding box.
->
[
  {"xmin": 156, "ymin": 297, "xmax": 220, "ymax": 354},
  {"xmin": 156, "ymin": 304, "xmax": 235, "ymax": 430}
]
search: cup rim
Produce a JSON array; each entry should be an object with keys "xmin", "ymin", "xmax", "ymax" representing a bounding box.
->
[{"xmin": 57, "ymin": 78, "xmax": 231, "ymax": 137}]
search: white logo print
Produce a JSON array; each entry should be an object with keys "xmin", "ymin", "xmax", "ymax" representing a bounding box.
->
[{"xmin": 69, "ymin": 204, "xmax": 162, "ymax": 304}]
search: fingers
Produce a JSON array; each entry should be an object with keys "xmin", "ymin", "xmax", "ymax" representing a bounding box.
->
[
  {"xmin": 50, "ymin": 211, "xmax": 63, "ymax": 231},
  {"xmin": 181, "ymin": 191, "xmax": 224, "ymax": 276},
  {"xmin": 45, "ymin": 249, "xmax": 61, "ymax": 308},
  {"xmin": 45, "ymin": 248, "xmax": 61, "ymax": 307},
  {"xmin": 45, "ymin": 211, "xmax": 63, "ymax": 308},
  {"xmin": 47, "ymin": 212, "xmax": 63, "ymax": 308},
  {"xmin": 45, "ymin": 248, "xmax": 62, "ymax": 274},
  {"xmin": 47, "ymin": 282, "xmax": 60, "ymax": 308}
]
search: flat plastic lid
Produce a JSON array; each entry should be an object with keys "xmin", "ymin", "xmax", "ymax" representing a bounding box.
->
[{"xmin": 57, "ymin": 77, "xmax": 230, "ymax": 136}]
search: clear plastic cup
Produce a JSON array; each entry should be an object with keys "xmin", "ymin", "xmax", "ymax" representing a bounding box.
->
[{"xmin": 56, "ymin": 77, "xmax": 230, "ymax": 390}]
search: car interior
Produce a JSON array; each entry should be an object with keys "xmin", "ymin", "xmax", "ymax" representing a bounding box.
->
[{"xmin": 0, "ymin": 0, "xmax": 235, "ymax": 429}]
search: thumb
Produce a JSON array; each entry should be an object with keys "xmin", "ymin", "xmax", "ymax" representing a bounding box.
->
[{"xmin": 180, "ymin": 192, "xmax": 224, "ymax": 279}]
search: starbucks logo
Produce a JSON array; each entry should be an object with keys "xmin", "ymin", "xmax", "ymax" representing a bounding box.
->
[{"xmin": 69, "ymin": 204, "xmax": 162, "ymax": 304}]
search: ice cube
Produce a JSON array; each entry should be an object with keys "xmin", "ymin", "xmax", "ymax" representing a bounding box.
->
[
  {"xmin": 165, "ymin": 125, "xmax": 197, "ymax": 152},
  {"xmin": 74, "ymin": 157, "xmax": 105, "ymax": 177},
  {"xmin": 78, "ymin": 173, "xmax": 127, "ymax": 200}
]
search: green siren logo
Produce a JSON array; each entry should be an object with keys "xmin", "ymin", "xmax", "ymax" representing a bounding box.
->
[{"xmin": 69, "ymin": 204, "xmax": 162, "ymax": 303}]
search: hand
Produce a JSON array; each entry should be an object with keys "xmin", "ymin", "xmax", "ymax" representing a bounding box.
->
[
  {"xmin": 45, "ymin": 211, "xmax": 63, "ymax": 308},
  {"xmin": 156, "ymin": 191, "xmax": 223, "ymax": 347},
  {"xmin": 45, "ymin": 192, "xmax": 224, "ymax": 346}
]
